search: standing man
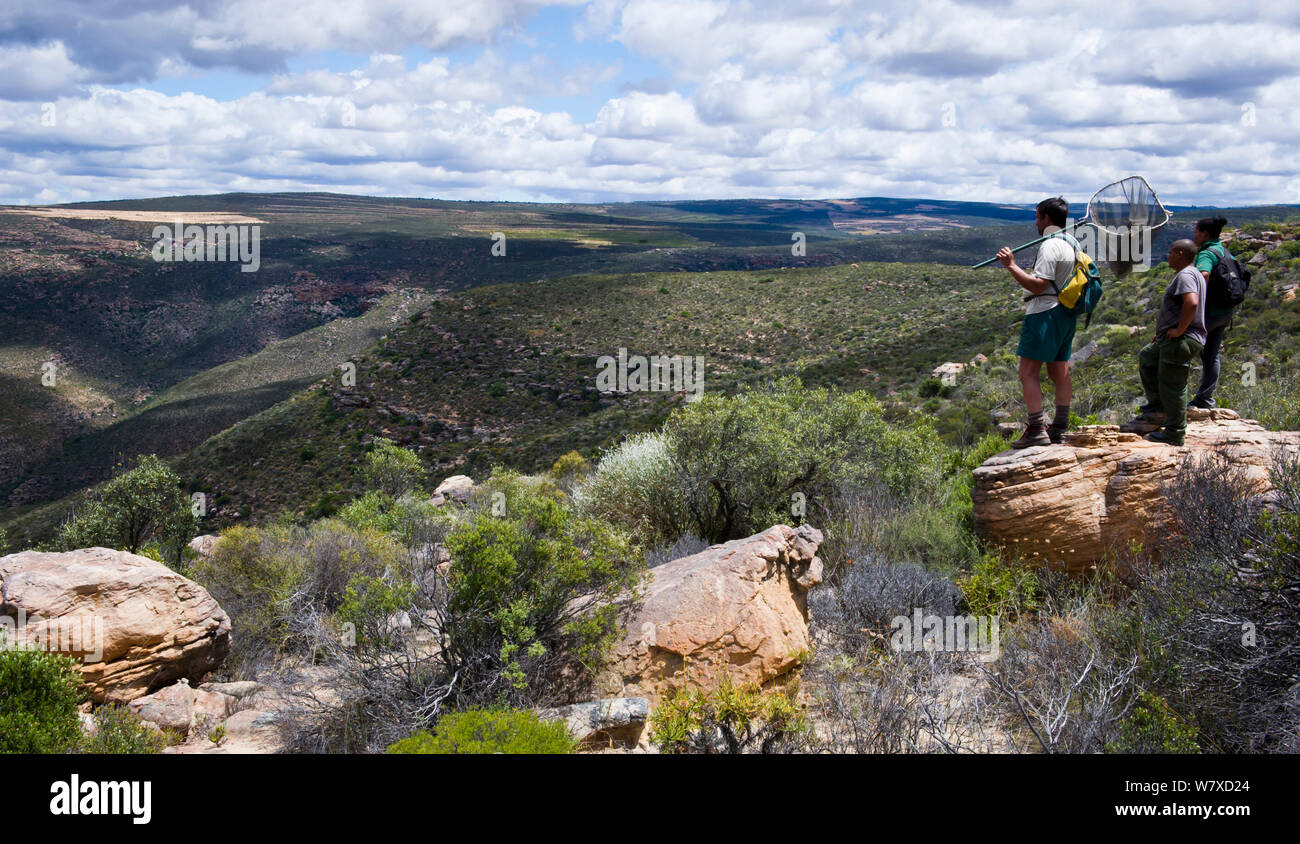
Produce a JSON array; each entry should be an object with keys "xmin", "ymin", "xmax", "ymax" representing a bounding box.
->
[
  {"xmin": 1189, "ymin": 216, "xmax": 1233, "ymax": 408},
  {"xmin": 1135, "ymin": 239, "xmax": 1207, "ymax": 446},
  {"xmin": 996, "ymin": 197, "xmax": 1079, "ymax": 448}
]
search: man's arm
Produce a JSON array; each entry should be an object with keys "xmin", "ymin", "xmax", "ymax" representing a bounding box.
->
[
  {"xmin": 1166, "ymin": 291, "xmax": 1199, "ymax": 339},
  {"xmin": 996, "ymin": 247, "xmax": 1052, "ymax": 295}
]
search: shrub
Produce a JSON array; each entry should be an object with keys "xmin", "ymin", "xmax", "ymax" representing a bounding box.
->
[
  {"xmin": 439, "ymin": 472, "xmax": 645, "ymax": 705},
  {"xmin": 649, "ymin": 675, "xmax": 811, "ymax": 754},
  {"xmin": 663, "ymin": 378, "xmax": 946, "ymax": 543},
  {"xmin": 573, "ymin": 431, "xmax": 687, "ymax": 547},
  {"xmin": 548, "ymin": 450, "xmax": 590, "ymax": 486},
  {"xmin": 335, "ymin": 492, "xmax": 453, "ymax": 556},
  {"xmin": 1120, "ymin": 452, "xmax": 1300, "ymax": 752},
  {"xmin": 386, "ymin": 708, "xmax": 574, "ymax": 754},
  {"xmin": 644, "ymin": 533, "xmax": 711, "ymax": 568},
  {"xmin": 337, "ymin": 573, "xmax": 417, "ymax": 650},
  {"xmin": 81, "ymin": 705, "xmax": 169, "ymax": 754},
  {"xmin": 810, "ymin": 553, "xmax": 962, "ymax": 654},
  {"xmin": 190, "ymin": 525, "xmax": 303, "ymax": 670},
  {"xmin": 0, "ymin": 647, "xmax": 83, "ymax": 753},
  {"xmin": 361, "ymin": 438, "xmax": 425, "ymax": 498},
  {"xmin": 1106, "ymin": 692, "xmax": 1199, "ymax": 754},
  {"xmin": 51, "ymin": 455, "xmax": 197, "ymax": 569},
  {"xmin": 191, "ymin": 519, "xmax": 407, "ymax": 674},
  {"xmin": 957, "ymin": 552, "xmax": 1040, "ymax": 620}
]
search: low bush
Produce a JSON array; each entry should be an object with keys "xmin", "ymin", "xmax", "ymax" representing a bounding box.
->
[
  {"xmin": 573, "ymin": 431, "xmax": 687, "ymax": 547},
  {"xmin": 649, "ymin": 675, "xmax": 811, "ymax": 754},
  {"xmin": 958, "ymin": 552, "xmax": 1040, "ymax": 620},
  {"xmin": 386, "ymin": 708, "xmax": 574, "ymax": 754},
  {"xmin": 0, "ymin": 648, "xmax": 83, "ymax": 754},
  {"xmin": 1106, "ymin": 692, "xmax": 1199, "ymax": 754},
  {"xmin": 81, "ymin": 705, "xmax": 169, "ymax": 754}
]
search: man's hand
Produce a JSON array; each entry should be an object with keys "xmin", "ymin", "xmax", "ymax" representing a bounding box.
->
[{"xmin": 996, "ymin": 247, "xmax": 1015, "ymax": 269}]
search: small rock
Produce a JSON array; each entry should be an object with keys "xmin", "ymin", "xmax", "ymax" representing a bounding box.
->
[
  {"xmin": 431, "ymin": 475, "xmax": 474, "ymax": 506},
  {"xmin": 188, "ymin": 535, "xmax": 221, "ymax": 558},
  {"xmin": 535, "ymin": 697, "xmax": 650, "ymax": 747}
]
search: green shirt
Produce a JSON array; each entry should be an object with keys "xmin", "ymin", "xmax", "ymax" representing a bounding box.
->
[{"xmin": 1194, "ymin": 240, "xmax": 1235, "ymax": 317}]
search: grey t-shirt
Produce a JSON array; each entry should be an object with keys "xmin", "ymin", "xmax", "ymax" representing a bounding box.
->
[{"xmin": 1155, "ymin": 265, "xmax": 1207, "ymax": 345}]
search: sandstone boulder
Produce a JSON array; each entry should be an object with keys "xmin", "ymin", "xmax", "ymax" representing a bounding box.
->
[
  {"xmin": 599, "ymin": 524, "xmax": 823, "ymax": 703},
  {"xmin": 431, "ymin": 474, "xmax": 474, "ymax": 506},
  {"xmin": 128, "ymin": 678, "xmax": 240, "ymax": 737},
  {"xmin": 0, "ymin": 547, "xmax": 231, "ymax": 702},
  {"xmin": 972, "ymin": 410, "xmax": 1300, "ymax": 571},
  {"xmin": 535, "ymin": 697, "xmax": 650, "ymax": 748},
  {"xmin": 188, "ymin": 534, "xmax": 221, "ymax": 558}
]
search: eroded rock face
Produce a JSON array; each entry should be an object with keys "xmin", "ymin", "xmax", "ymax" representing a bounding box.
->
[
  {"xmin": 0, "ymin": 547, "xmax": 231, "ymax": 703},
  {"xmin": 972, "ymin": 410, "xmax": 1300, "ymax": 571},
  {"xmin": 535, "ymin": 697, "xmax": 650, "ymax": 748},
  {"xmin": 599, "ymin": 524, "xmax": 824, "ymax": 703},
  {"xmin": 431, "ymin": 475, "xmax": 473, "ymax": 506}
]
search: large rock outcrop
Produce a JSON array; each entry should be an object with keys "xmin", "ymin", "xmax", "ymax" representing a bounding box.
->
[
  {"xmin": 972, "ymin": 409, "xmax": 1300, "ymax": 571},
  {"xmin": 598, "ymin": 524, "xmax": 823, "ymax": 703},
  {"xmin": 0, "ymin": 547, "xmax": 231, "ymax": 702}
]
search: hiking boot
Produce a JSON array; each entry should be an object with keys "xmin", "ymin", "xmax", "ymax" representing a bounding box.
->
[
  {"xmin": 1145, "ymin": 430, "xmax": 1184, "ymax": 447},
  {"xmin": 1188, "ymin": 399, "xmax": 1214, "ymax": 410},
  {"xmin": 1012, "ymin": 425, "xmax": 1051, "ymax": 449},
  {"xmin": 1136, "ymin": 403, "xmax": 1164, "ymax": 415},
  {"xmin": 1047, "ymin": 423, "xmax": 1068, "ymax": 445}
]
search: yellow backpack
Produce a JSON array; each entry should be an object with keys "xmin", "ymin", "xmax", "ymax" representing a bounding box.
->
[{"xmin": 1050, "ymin": 232, "xmax": 1104, "ymax": 326}]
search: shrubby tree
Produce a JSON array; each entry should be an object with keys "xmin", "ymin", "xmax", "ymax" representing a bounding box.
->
[
  {"xmin": 361, "ymin": 437, "xmax": 425, "ymax": 498},
  {"xmin": 437, "ymin": 472, "xmax": 646, "ymax": 705},
  {"xmin": 577, "ymin": 378, "xmax": 946, "ymax": 547},
  {"xmin": 52, "ymin": 455, "xmax": 197, "ymax": 569},
  {"xmin": 665, "ymin": 378, "xmax": 945, "ymax": 543}
]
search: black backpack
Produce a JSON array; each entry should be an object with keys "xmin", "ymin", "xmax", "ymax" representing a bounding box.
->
[{"xmin": 1205, "ymin": 244, "xmax": 1251, "ymax": 310}]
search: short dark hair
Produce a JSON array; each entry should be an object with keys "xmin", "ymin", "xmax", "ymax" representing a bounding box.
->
[
  {"xmin": 1196, "ymin": 216, "xmax": 1228, "ymax": 239},
  {"xmin": 1172, "ymin": 239, "xmax": 1198, "ymax": 261},
  {"xmin": 1036, "ymin": 197, "xmax": 1069, "ymax": 228}
]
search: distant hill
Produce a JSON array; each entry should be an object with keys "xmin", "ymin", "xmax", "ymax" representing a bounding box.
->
[{"xmin": 1, "ymin": 191, "xmax": 1295, "ymax": 544}]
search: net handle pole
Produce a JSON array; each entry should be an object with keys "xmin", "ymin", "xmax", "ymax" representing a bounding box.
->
[{"xmin": 972, "ymin": 215, "xmax": 1091, "ymax": 269}]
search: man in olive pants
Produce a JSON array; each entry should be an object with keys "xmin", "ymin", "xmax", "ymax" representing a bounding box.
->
[{"xmin": 1135, "ymin": 239, "xmax": 1206, "ymax": 446}]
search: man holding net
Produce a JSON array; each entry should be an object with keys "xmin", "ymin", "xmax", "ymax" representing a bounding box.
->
[{"xmin": 996, "ymin": 197, "xmax": 1078, "ymax": 448}]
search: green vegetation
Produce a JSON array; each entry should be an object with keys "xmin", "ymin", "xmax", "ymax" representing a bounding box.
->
[
  {"xmin": 0, "ymin": 648, "xmax": 83, "ymax": 753},
  {"xmin": 386, "ymin": 708, "xmax": 574, "ymax": 755},
  {"xmin": 1107, "ymin": 692, "xmax": 1199, "ymax": 754},
  {"xmin": 441, "ymin": 473, "xmax": 645, "ymax": 698},
  {"xmin": 50, "ymin": 454, "xmax": 197, "ymax": 569},
  {"xmin": 360, "ymin": 437, "xmax": 426, "ymax": 498},
  {"xmin": 649, "ymin": 675, "xmax": 811, "ymax": 754},
  {"xmin": 578, "ymin": 378, "xmax": 944, "ymax": 545},
  {"xmin": 81, "ymin": 705, "xmax": 170, "ymax": 754}
]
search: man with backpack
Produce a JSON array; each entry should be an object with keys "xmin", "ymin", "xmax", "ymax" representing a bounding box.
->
[
  {"xmin": 1189, "ymin": 216, "xmax": 1250, "ymax": 408},
  {"xmin": 996, "ymin": 197, "xmax": 1085, "ymax": 448},
  {"xmin": 1134, "ymin": 239, "xmax": 1207, "ymax": 446}
]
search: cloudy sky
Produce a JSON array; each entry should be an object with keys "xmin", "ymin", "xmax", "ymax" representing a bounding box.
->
[{"xmin": 1, "ymin": 0, "xmax": 1297, "ymax": 206}]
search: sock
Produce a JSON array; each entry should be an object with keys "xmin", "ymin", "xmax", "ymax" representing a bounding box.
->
[
  {"xmin": 1053, "ymin": 405, "xmax": 1070, "ymax": 428},
  {"xmin": 1028, "ymin": 410, "xmax": 1046, "ymax": 429}
]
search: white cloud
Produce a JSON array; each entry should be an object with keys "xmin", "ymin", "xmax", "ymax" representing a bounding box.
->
[{"xmin": 0, "ymin": 0, "xmax": 1296, "ymax": 205}]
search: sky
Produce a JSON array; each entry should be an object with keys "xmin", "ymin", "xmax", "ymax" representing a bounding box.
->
[{"xmin": 0, "ymin": 0, "xmax": 1297, "ymax": 207}]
